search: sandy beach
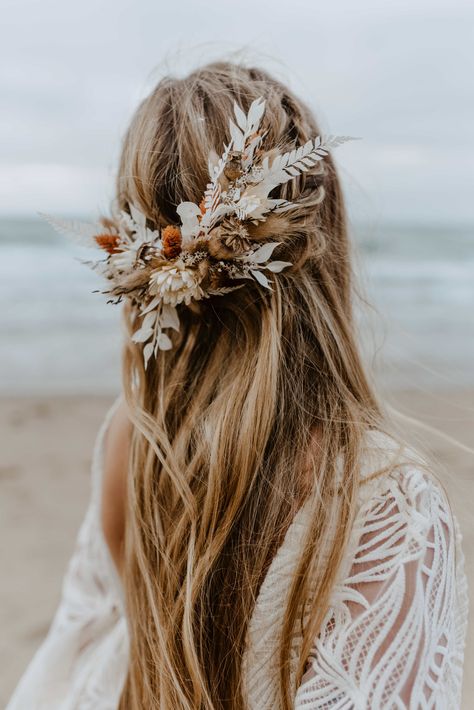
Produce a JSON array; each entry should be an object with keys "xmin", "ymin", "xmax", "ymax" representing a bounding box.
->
[{"xmin": 1, "ymin": 390, "xmax": 473, "ymax": 706}]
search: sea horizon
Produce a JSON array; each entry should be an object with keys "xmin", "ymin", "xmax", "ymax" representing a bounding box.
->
[{"xmin": 1, "ymin": 216, "xmax": 473, "ymax": 396}]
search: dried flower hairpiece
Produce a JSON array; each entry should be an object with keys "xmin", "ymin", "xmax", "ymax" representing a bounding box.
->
[{"xmin": 43, "ymin": 98, "xmax": 356, "ymax": 367}]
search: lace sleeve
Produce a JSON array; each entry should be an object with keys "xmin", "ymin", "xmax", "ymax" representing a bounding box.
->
[{"xmin": 294, "ymin": 467, "xmax": 467, "ymax": 709}]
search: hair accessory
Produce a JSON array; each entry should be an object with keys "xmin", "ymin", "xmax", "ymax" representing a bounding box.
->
[{"xmin": 43, "ymin": 98, "xmax": 355, "ymax": 366}]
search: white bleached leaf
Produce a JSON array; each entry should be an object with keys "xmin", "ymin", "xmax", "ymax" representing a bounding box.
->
[
  {"xmin": 234, "ymin": 101, "xmax": 248, "ymax": 131},
  {"xmin": 132, "ymin": 327, "xmax": 154, "ymax": 343},
  {"xmin": 119, "ymin": 210, "xmax": 136, "ymax": 234},
  {"xmin": 176, "ymin": 201, "xmax": 201, "ymax": 242},
  {"xmin": 129, "ymin": 204, "xmax": 147, "ymax": 229},
  {"xmin": 160, "ymin": 304, "xmax": 180, "ymax": 331},
  {"xmin": 141, "ymin": 295, "xmax": 161, "ymax": 314},
  {"xmin": 228, "ymin": 97, "xmax": 266, "ymax": 166},
  {"xmin": 242, "ymin": 133, "xmax": 263, "ymax": 168},
  {"xmin": 177, "ymin": 201, "xmax": 201, "ymax": 222},
  {"xmin": 247, "ymin": 241, "xmax": 281, "ymax": 264},
  {"xmin": 143, "ymin": 342, "xmax": 154, "ymax": 368},
  {"xmin": 141, "ymin": 310, "xmax": 157, "ymax": 331},
  {"xmin": 250, "ymin": 269, "xmax": 271, "ymax": 288},
  {"xmin": 157, "ymin": 332, "xmax": 173, "ymax": 350},
  {"xmin": 229, "ymin": 120, "xmax": 244, "ymax": 151},
  {"xmin": 207, "ymin": 150, "xmax": 220, "ymax": 177},
  {"xmin": 265, "ymin": 260, "xmax": 292, "ymax": 273},
  {"xmin": 246, "ymin": 97, "xmax": 265, "ymax": 131}
]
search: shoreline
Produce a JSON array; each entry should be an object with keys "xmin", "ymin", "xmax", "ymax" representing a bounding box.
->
[{"xmin": 1, "ymin": 389, "xmax": 472, "ymax": 706}]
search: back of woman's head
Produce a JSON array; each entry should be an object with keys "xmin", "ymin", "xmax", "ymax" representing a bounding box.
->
[{"xmin": 117, "ymin": 61, "xmax": 381, "ymax": 709}]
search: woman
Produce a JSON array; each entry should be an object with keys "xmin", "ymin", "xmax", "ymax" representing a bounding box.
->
[{"xmin": 8, "ymin": 61, "xmax": 468, "ymax": 709}]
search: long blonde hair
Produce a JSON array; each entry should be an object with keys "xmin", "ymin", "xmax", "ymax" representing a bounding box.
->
[{"xmin": 117, "ymin": 61, "xmax": 383, "ymax": 709}]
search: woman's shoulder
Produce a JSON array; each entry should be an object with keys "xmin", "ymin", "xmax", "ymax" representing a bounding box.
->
[
  {"xmin": 345, "ymin": 429, "xmax": 466, "ymax": 580},
  {"xmin": 333, "ymin": 429, "xmax": 468, "ymax": 620},
  {"xmin": 297, "ymin": 431, "xmax": 469, "ymax": 709},
  {"xmin": 357, "ymin": 429, "xmax": 451, "ymax": 516},
  {"xmin": 345, "ymin": 430, "xmax": 468, "ymax": 600}
]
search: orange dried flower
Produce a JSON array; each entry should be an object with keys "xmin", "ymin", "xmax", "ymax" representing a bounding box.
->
[
  {"xmin": 162, "ymin": 225, "xmax": 182, "ymax": 259},
  {"xmin": 94, "ymin": 233, "xmax": 121, "ymax": 254},
  {"xmin": 197, "ymin": 198, "xmax": 207, "ymax": 222}
]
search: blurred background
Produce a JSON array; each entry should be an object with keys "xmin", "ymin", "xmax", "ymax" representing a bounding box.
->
[{"xmin": 1, "ymin": 0, "xmax": 473, "ymax": 705}]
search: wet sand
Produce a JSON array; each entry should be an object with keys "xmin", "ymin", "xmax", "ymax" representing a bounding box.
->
[{"xmin": 1, "ymin": 390, "xmax": 472, "ymax": 706}]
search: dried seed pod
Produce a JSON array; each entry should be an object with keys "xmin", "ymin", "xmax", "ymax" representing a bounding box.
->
[
  {"xmin": 223, "ymin": 233, "xmax": 253, "ymax": 253},
  {"xmin": 223, "ymin": 151, "xmax": 243, "ymax": 182}
]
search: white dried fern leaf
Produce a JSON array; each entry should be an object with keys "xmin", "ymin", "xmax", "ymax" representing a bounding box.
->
[
  {"xmin": 202, "ymin": 141, "xmax": 233, "ymax": 229},
  {"xmin": 208, "ymin": 141, "xmax": 232, "ymax": 183},
  {"xmin": 202, "ymin": 181, "xmax": 222, "ymax": 220},
  {"xmin": 324, "ymin": 134, "xmax": 360, "ymax": 148},
  {"xmin": 39, "ymin": 213, "xmax": 99, "ymax": 248},
  {"xmin": 257, "ymin": 135, "xmax": 358, "ymax": 194}
]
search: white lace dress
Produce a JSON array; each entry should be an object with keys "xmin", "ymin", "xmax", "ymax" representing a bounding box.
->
[{"xmin": 7, "ymin": 398, "xmax": 469, "ymax": 710}]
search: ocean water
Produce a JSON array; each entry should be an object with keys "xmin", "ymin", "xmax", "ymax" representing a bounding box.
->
[{"xmin": 0, "ymin": 217, "xmax": 473, "ymax": 395}]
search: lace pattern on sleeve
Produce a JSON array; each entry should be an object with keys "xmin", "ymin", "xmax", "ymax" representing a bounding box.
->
[{"xmin": 295, "ymin": 466, "xmax": 468, "ymax": 709}]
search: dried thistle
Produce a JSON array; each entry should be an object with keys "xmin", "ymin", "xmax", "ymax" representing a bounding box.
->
[{"xmin": 208, "ymin": 218, "xmax": 253, "ymax": 259}]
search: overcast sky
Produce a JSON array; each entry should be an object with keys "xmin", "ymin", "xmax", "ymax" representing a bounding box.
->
[{"xmin": 1, "ymin": 0, "xmax": 473, "ymax": 225}]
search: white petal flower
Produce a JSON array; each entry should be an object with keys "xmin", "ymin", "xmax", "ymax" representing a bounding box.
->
[
  {"xmin": 110, "ymin": 231, "xmax": 162, "ymax": 271},
  {"xmin": 148, "ymin": 261, "xmax": 204, "ymax": 306},
  {"xmin": 109, "ymin": 245, "xmax": 141, "ymax": 271}
]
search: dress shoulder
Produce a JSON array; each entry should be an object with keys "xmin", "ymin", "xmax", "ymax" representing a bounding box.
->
[{"xmin": 295, "ymin": 432, "xmax": 469, "ymax": 709}]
